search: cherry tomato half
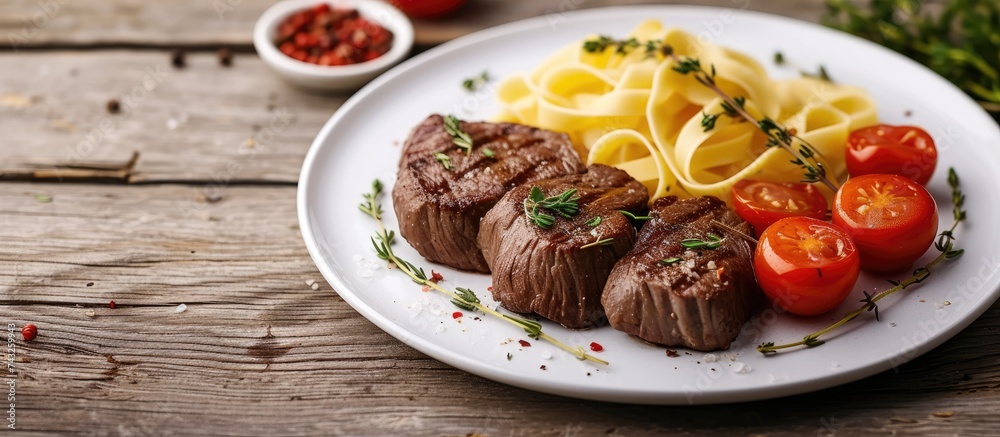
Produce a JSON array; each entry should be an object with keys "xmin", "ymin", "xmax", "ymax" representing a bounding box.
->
[
  {"xmin": 754, "ymin": 217, "xmax": 861, "ymax": 316},
  {"xmin": 731, "ymin": 180, "xmax": 828, "ymax": 237},
  {"xmin": 389, "ymin": 0, "xmax": 466, "ymax": 19},
  {"xmin": 846, "ymin": 124, "xmax": 937, "ymax": 185},
  {"xmin": 832, "ymin": 174, "xmax": 938, "ymax": 273}
]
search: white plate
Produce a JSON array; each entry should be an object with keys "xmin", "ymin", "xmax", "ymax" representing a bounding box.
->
[{"xmin": 298, "ymin": 6, "xmax": 1000, "ymax": 404}]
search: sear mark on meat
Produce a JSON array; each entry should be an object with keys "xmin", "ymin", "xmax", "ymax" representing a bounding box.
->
[
  {"xmin": 392, "ymin": 114, "xmax": 585, "ymax": 272},
  {"xmin": 479, "ymin": 164, "xmax": 649, "ymax": 328},
  {"xmin": 602, "ymin": 196, "xmax": 762, "ymax": 351}
]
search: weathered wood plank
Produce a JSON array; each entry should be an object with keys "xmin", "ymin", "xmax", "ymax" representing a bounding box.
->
[
  {"xmin": 0, "ymin": 0, "xmax": 898, "ymax": 49},
  {"xmin": 0, "ymin": 0, "xmax": 776, "ymax": 49},
  {"xmin": 0, "ymin": 50, "xmax": 340, "ymax": 183},
  {"xmin": 2, "ymin": 183, "xmax": 998, "ymax": 436}
]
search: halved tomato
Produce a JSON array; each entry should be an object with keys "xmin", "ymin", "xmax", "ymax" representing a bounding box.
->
[
  {"xmin": 731, "ymin": 180, "xmax": 828, "ymax": 237},
  {"xmin": 832, "ymin": 173, "xmax": 938, "ymax": 273},
  {"xmin": 846, "ymin": 124, "xmax": 937, "ymax": 185},
  {"xmin": 753, "ymin": 217, "xmax": 861, "ymax": 316}
]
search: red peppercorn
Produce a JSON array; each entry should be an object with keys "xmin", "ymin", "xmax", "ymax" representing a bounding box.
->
[
  {"xmin": 21, "ymin": 324, "xmax": 37, "ymax": 342},
  {"xmin": 274, "ymin": 6, "xmax": 393, "ymax": 67},
  {"xmin": 109, "ymin": 300, "xmax": 116, "ymax": 309},
  {"xmin": 451, "ymin": 311, "xmax": 462, "ymax": 319},
  {"xmin": 589, "ymin": 342, "xmax": 604, "ymax": 352},
  {"xmin": 430, "ymin": 270, "xmax": 444, "ymax": 283},
  {"xmin": 518, "ymin": 339, "xmax": 531, "ymax": 347}
]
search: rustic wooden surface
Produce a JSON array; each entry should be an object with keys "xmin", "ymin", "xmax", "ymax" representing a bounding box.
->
[{"xmin": 1, "ymin": 1, "xmax": 996, "ymax": 436}]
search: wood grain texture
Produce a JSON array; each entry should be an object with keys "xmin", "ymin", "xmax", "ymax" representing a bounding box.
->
[
  {"xmin": 2, "ymin": 0, "xmax": 997, "ymax": 435},
  {"xmin": 0, "ymin": 0, "xmax": 948, "ymax": 48},
  {"xmin": 2, "ymin": 183, "xmax": 999, "ymax": 436},
  {"xmin": 0, "ymin": 50, "xmax": 341, "ymax": 183}
]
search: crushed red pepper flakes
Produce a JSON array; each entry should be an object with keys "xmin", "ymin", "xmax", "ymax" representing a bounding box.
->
[
  {"xmin": 539, "ymin": 365, "xmax": 547, "ymax": 370},
  {"xmin": 589, "ymin": 342, "xmax": 604, "ymax": 352},
  {"xmin": 666, "ymin": 349, "xmax": 679, "ymax": 358},
  {"xmin": 451, "ymin": 311, "xmax": 462, "ymax": 319},
  {"xmin": 430, "ymin": 270, "xmax": 444, "ymax": 283},
  {"xmin": 21, "ymin": 324, "xmax": 37, "ymax": 342},
  {"xmin": 518, "ymin": 339, "xmax": 531, "ymax": 347}
]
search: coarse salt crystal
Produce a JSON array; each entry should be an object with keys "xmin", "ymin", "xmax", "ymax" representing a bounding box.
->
[
  {"xmin": 706, "ymin": 260, "xmax": 716, "ymax": 269},
  {"xmin": 541, "ymin": 351, "xmax": 552, "ymax": 360},
  {"xmin": 305, "ymin": 279, "xmax": 316, "ymax": 286},
  {"xmin": 85, "ymin": 310, "xmax": 96, "ymax": 317},
  {"xmin": 831, "ymin": 361, "xmax": 840, "ymax": 369},
  {"xmin": 175, "ymin": 303, "xmax": 187, "ymax": 313},
  {"xmin": 310, "ymin": 283, "xmax": 319, "ymax": 290},
  {"xmin": 721, "ymin": 353, "xmax": 737, "ymax": 362},
  {"xmin": 435, "ymin": 325, "xmax": 446, "ymax": 333},
  {"xmin": 703, "ymin": 353, "xmax": 718, "ymax": 363},
  {"xmin": 733, "ymin": 362, "xmax": 752, "ymax": 374}
]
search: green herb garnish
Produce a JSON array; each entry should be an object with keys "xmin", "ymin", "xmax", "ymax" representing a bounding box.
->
[
  {"xmin": 523, "ymin": 187, "xmax": 581, "ymax": 229},
  {"xmin": 359, "ymin": 179, "xmax": 607, "ymax": 365},
  {"xmin": 434, "ymin": 152, "xmax": 453, "ymax": 170},
  {"xmin": 443, "ymin": 115, "xmax": 473, "ymax": 156},
  {"xmin": 823, "ymin": 0, "xmax": 999, "ymax": 118},
  {"xmin": 680, "ymin": 234, "xmax": 724, "ymax": 250},
  {"xmin": 462, "ymin": 71, "xmax": 491, "ymax": 92}
]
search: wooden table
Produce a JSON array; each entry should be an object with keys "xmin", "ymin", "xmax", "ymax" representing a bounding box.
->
[{"xmin": 2, "ymin": 1, "xmax": 994, "ymax": 435}]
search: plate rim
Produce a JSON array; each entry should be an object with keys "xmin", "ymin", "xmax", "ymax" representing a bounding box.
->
[{"xmin": 296, "ymin": 4, "xmax": 1000, "ymax": 405}]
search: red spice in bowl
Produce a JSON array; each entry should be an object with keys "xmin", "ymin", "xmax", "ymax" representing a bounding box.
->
[{"xmin": 275, "ymin": 4, "xmax": 394, "ymax": 66}]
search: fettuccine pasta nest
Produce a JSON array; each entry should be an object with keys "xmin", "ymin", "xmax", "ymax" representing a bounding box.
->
[{"xmin": 495, "ymin": 20, "xmax": 878, "ymax": 204}]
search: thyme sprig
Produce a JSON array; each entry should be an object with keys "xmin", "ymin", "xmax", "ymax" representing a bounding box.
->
[
  {"xmin": 580, "ymin": 235, "xmax": 615, "ymax": 249},
  {"xmin": 586, "ymin": 216, "xmax": 602, "ymax": 227},
  {"xmin": 680, "ymin": 233, "xmax": 724, "ymax": 250},
  {"xmin": 666, "ymin": 54, "xmax": 840, "ymax": 191},
  {"xmin": 823, "ymin": 0, "xmax": 1000, "ymax": 118},
  {"xmin": 360, "ymin": 180, "xmax": 607, "ymax": 365},
  {"xmin": 523, "ymin": 187, "xmax": 581, "ymax": 229},
  {"xmin": 757, "ymin": 167, "xmax": 967, "ymax": 355},
  {"xmin": 581, "ymin": 35, "xmax": 840, "ymax": 191},
  {"xmin": 443, "ymin": 115, "xmax": 474, "ymax": 156}
]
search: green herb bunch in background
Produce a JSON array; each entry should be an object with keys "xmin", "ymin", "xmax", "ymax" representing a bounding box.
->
[{"xmin": 823, "ymin": 0, "xmax": 999, "ymax": 118}]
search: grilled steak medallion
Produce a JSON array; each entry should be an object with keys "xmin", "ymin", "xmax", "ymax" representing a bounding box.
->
[
  {"xmin": 602, "ymin": 196, "xmax": 761, "ymax": 351},
  {"xmin": 478, "ymin": 165, "xmax": 649, "ymax": 328},
  {"xmin": 393, "ymin": 114, "xmax": 585, "ymax": 272}
]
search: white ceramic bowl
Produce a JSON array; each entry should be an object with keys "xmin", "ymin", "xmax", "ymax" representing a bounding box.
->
[{"xmin": 253, "ymin": 0, "xmax": 414, "ymax": 92}]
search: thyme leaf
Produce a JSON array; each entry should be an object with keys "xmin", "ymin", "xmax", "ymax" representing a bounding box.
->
[
  {"xmin": 434, "ymin": 152, "xmax": 453, "ymax": 170},
  {"xmin": 443, "ymin": 114, "xmax": 474, "ymax": 156}
]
